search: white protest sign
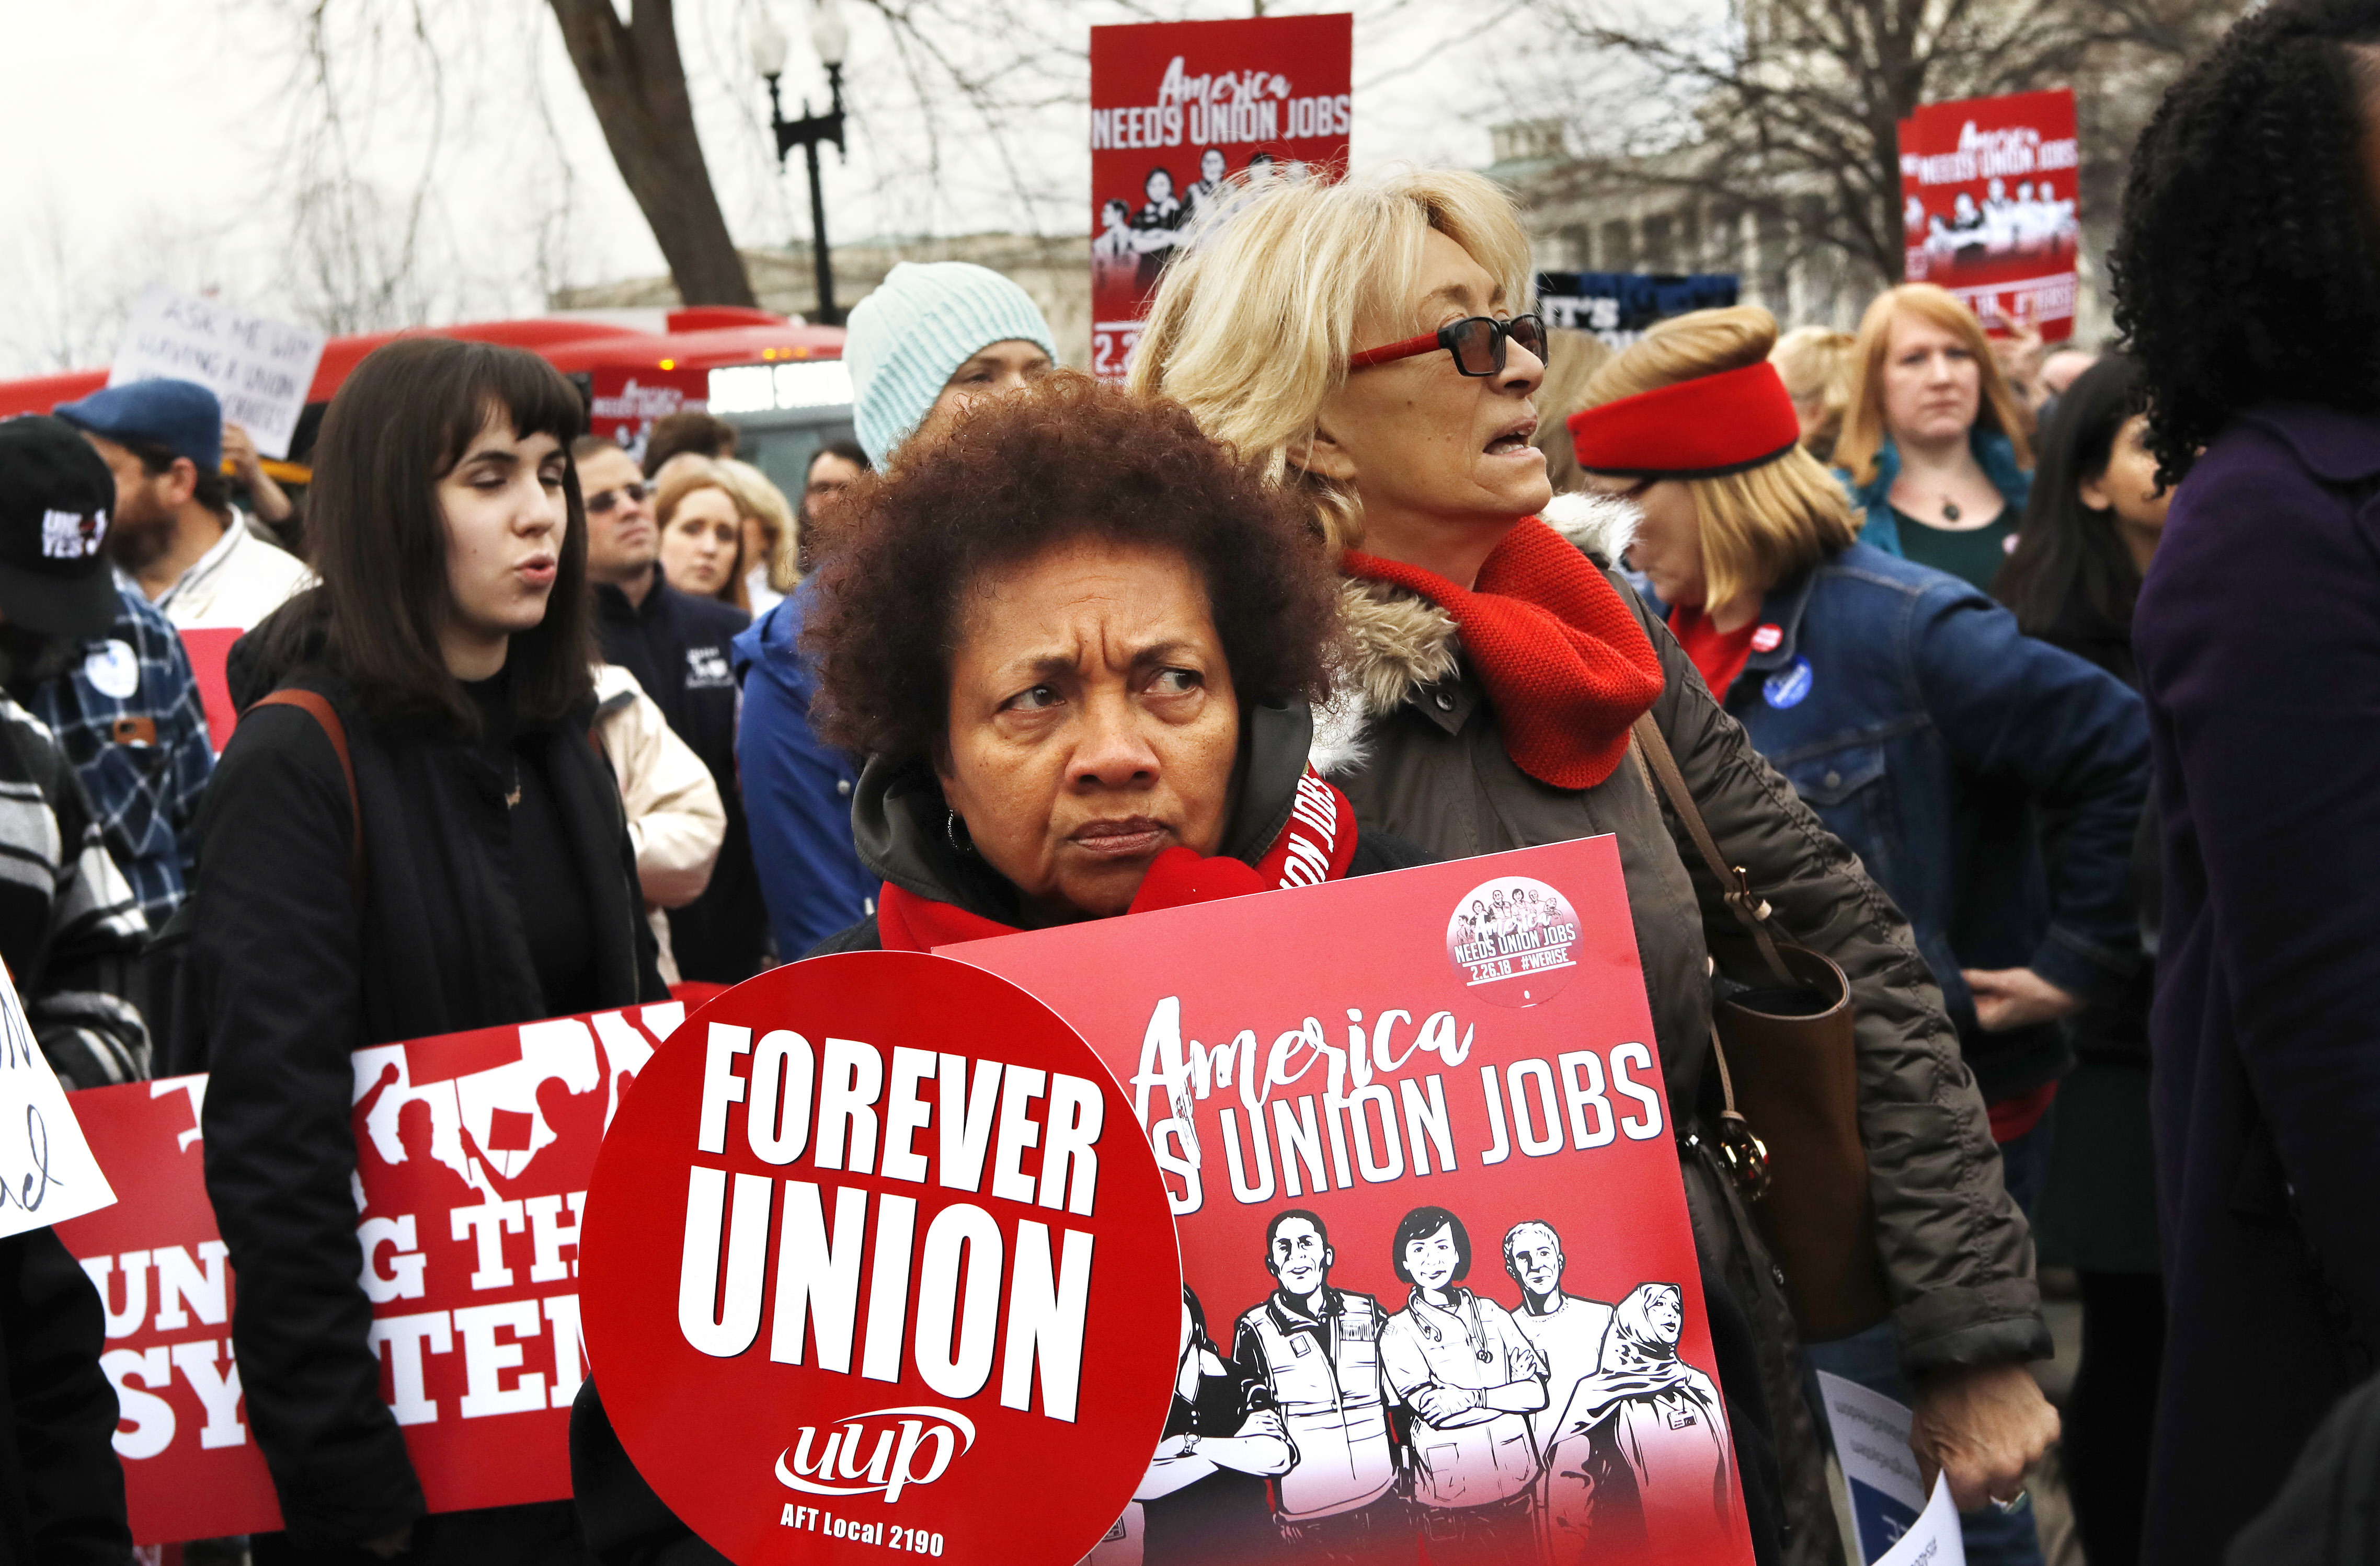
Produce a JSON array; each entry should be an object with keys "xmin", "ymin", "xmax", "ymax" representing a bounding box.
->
[
  {"xmin": 1817, "ymin": 1369, "xmax": 1930, "ymax": 1563},
  {"xmin": 1875, "ymin": 1475, "xmax": 1966, "ymax": 1566},
  {"xmin": 109, "ymin": 284, "xmax": 328, "ymax": 460},
  {"xmin": 0, "ymin": 964, "xmax": 118, "ymax": 1238}
]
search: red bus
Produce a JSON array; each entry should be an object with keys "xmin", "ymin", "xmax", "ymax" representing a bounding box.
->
[{"xmin": 0, "ymin": 306, "xmax": 853, "ymax": 504}]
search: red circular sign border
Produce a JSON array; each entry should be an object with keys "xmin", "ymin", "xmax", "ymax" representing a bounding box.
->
[{"xmin": 580, "ymin": 951, "xmax": 1182, "ymax": 1566}]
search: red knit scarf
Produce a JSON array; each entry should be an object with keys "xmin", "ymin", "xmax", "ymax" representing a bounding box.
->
[
  {"xmin": 877, "ymin": 768, "xmax": 1359, "ymax": 952},
  {"xmin": 1342, "ymin": 516, "xmax": 1666, "ymax": 789}
]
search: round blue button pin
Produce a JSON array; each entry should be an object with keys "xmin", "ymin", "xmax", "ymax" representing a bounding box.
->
[{"xmin": 1763, "ymin": 656, "xmax": 1814, "ymax": 709}]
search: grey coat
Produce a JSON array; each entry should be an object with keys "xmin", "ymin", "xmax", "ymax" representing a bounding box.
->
[{"xmin": 1312, "ymin": 495, "xmax": 2048, "ymax": 1565}]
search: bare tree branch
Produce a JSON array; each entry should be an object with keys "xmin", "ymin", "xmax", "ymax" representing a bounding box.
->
[{"xmin": 547, "ymin": 0, "xmax": 758, "ymax": 306}]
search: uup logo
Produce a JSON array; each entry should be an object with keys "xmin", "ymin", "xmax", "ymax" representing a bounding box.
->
[{"xmin": 774, "ymin": 1406, "xmax": 977, "ymax": 1503}]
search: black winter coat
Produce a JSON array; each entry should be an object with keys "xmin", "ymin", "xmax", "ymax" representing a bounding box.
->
[
  {"xmin": 186, "ymin": 632, "xmax": 662, "ymax": 1552},
  {"xmin": 0, "ymin": 1227, "xmax": 131, "ymax": 1564}
]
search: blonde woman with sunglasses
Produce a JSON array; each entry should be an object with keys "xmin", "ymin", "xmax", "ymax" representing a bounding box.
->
[{"xmin": 1134, "ymin": 164, "xmax": 2051, "ymax": 1565}]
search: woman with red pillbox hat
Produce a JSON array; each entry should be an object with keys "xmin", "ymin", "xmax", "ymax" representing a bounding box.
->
[{"xmin": 1570, "ymin": 304, "xmax": 2149, "ymax": 1566}]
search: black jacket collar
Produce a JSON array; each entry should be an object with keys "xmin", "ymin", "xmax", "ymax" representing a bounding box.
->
[
  {"xmin": 1266, "ymin": 1284, "xmax": 1345, "ymax": 1335},
  {"xmin": 594, "ymin": 573, "xmax": 671, "ymax": 627}
]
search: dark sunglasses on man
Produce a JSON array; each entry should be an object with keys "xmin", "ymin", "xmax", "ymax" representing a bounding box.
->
[
  {"xmin": 585, "ymin": 480, "xmax": 650, "ymax": 515},
  {"xmin": 1348, "ymin": 314, "xmax": 1549, "ymax": 377}
]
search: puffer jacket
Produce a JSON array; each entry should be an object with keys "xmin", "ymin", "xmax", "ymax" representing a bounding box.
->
[
  {"xmin": 731, "ymin": 583, "xmax": 876, "ymax": 961},
  {"xmin": 592, "ymin": 664, "xmax": 726, "ymax": 986},
  {"xmin": 1310, "ymin": 493, "xmax": 2047, "ymax": 1566}
]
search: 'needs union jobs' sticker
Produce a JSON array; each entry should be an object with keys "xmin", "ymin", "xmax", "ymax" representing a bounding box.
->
[{"xmin": 1445, "ymin": 875, "xmax": 1581, "ymax": 1008}]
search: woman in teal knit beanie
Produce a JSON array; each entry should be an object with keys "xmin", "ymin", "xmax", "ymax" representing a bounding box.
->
[
  {"xmin": 732, "ymin": 259, "xmax": 1060, "ymax": 972},
  {"xmin": 843, "ymin": 260, "xmax": 1059, "ymax": 466}
]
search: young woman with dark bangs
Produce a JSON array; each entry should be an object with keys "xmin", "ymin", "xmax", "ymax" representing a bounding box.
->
[{"xmin": 188, "ymin": 336, "xmax": 662, "ymax": 1565}]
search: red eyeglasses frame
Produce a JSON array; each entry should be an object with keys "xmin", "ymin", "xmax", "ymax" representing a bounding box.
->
[{"xmin": 1346, "ymin": 314, "xmax": 1549, "ymax": 376}]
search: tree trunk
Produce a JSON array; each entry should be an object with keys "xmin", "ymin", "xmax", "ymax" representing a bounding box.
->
[{"xmin": 547, "ymin": 0, "xmax": 758, "ymax": 307}]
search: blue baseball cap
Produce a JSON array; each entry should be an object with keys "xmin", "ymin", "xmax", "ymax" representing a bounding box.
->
[{"xmin": 53, "ymin": 378, "xmax": 223, "ymax": 473}]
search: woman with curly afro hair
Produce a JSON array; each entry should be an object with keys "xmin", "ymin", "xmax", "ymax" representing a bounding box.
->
[
  {"xmin": 570, "ymin": 373, "xmax": 1434, "ymax": 1565},
  {"xmin": 791, "ymin": 369, "xmax": 1434, "ymax": 945},
  {"xmin": 2112, "ymin": 3, "xmax": 2380, "ymax": 1559}
]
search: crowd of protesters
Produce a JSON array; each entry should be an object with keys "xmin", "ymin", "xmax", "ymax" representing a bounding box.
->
[{"xmin": 3, "ymin": 1, "xmax": 2378, "ymax": 1563}]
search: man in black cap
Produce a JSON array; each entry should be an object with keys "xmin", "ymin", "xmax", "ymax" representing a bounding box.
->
[
  {"xmin": 0, "ymin": 412, "xmax": 213, "ymax": 936},
  {"xmin": 54, "ymin": 378, "xmax": 311, "ymax": 631},
  {"xmin": 0, "ymin": 417, "xmax": 158, "ymax": 1087},
  {"xmin": 0, "ymin": 415, "xmax": 144, "ymax": 1540}
]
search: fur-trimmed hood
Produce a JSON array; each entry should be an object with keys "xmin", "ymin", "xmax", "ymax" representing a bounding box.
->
[{"xmin": 1310, "ymin": 491, "xmax": 1641, "ymax": 776}]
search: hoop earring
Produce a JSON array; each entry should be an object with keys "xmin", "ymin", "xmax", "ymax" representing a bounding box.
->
[{"xmin": 946, "ymin": 810, "xmax": 974, "ymax": 855}]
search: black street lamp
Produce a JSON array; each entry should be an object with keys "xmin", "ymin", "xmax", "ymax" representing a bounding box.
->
[{"xmin": 752, "ymin": 2, "xmax": 850, "ymax": 327}]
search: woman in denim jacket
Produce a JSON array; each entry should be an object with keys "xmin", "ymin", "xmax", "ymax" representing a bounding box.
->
[
  {"xmin": 1833, "ymin": 284, "xmax": 2033, "ymax": 594},
  {"xmin": 1572, "ymin": 305, "xmax": 2148, "ymax": 1566}
]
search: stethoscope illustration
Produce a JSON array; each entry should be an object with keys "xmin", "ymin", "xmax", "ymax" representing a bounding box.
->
[{"xmin": 1413, "ymin": 1289, "xmax": 1496, "ymax": 1364}]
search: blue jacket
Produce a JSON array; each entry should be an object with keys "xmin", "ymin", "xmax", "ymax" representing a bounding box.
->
[
  {"xmin": 1837, "ymin": 429, "xmax": 2032, "ymax": 557},
  {"xmin": 730, "ymin": 581, "xmax": 875, "ymax": 959},
  {"xmin": 2133, "ymin": 405, "xmax": 2380, "ymax": 1563},
  {"xmin": 1718, "ymin": 543, "xmax": 2148, "ymax": 1103}
]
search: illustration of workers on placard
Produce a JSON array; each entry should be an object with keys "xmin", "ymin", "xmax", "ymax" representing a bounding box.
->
[
  {"xmin": 1378, "ymin": 1206, "xmax": 1547, "ymax": 1563},
  {"xmin": 1124, "ymin": 1286, "xmax": 1295, "ymax": 1566},
  {"xmin": 1539, "ymin": 1282, "xmax": 1733, "ymax": 1562},
  {"xmin": 1231, "ymin": 1210, "xmax": 1414, "ymax": 1562},
  {"xmin": 1501, "ymin": 1220, "xmax": 1617, "ymax": 1461}
]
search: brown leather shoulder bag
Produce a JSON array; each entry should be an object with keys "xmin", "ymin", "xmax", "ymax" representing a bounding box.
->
[{"xmin": 1631, "ymin": 712, "xmax": 1891, "ymax": 1341}]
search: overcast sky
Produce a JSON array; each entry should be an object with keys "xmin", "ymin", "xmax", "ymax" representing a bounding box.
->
[{"xmin": 0, "ymin": 0, "xmax": 1530, "ymax": 376}]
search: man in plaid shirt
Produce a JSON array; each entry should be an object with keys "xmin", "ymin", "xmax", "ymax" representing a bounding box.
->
[{"xmin": 6, "ymin": 588, "xmax": 212, "ymax": 929}]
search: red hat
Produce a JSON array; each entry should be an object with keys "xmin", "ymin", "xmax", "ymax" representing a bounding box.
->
[{"xmin": 1566, "ymin": 361, "xmax": 1803, "ymax": 479}]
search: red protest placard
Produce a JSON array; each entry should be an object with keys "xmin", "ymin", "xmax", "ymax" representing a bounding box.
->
[
  {"xmin": 52, "ymin": 997, "xmax": 702, "ymax": 1545},
  {"xmin": 177, "ymin": 627, "xmax": 241, "ymax": 753},
  {"xmin": 587, "ymin": 362, "xmax": 714, "ymax": 467},
  {"xmin": 1089, "ymin": 14, "xmax": 1352, "ymax": 382},
  {"xmin": 949, "ymin": 837, "xmax": 1755, "ymax": 1566},
  {"xmin": 579, "ymin": 953, "xmax": 1181, "ymax": 1566},
  {"xmin": 1898, "ymin": 88, "xmax": 2081, "ymax": 340}
]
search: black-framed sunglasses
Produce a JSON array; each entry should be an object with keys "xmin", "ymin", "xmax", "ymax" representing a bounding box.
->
[
  {"xmin": 585, "ymin": 480, "xmax": 650, "ymax": 514},
  {"xmin": 1347, "ymin": 314, "xmax": 1549, "ymax": 377}
]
